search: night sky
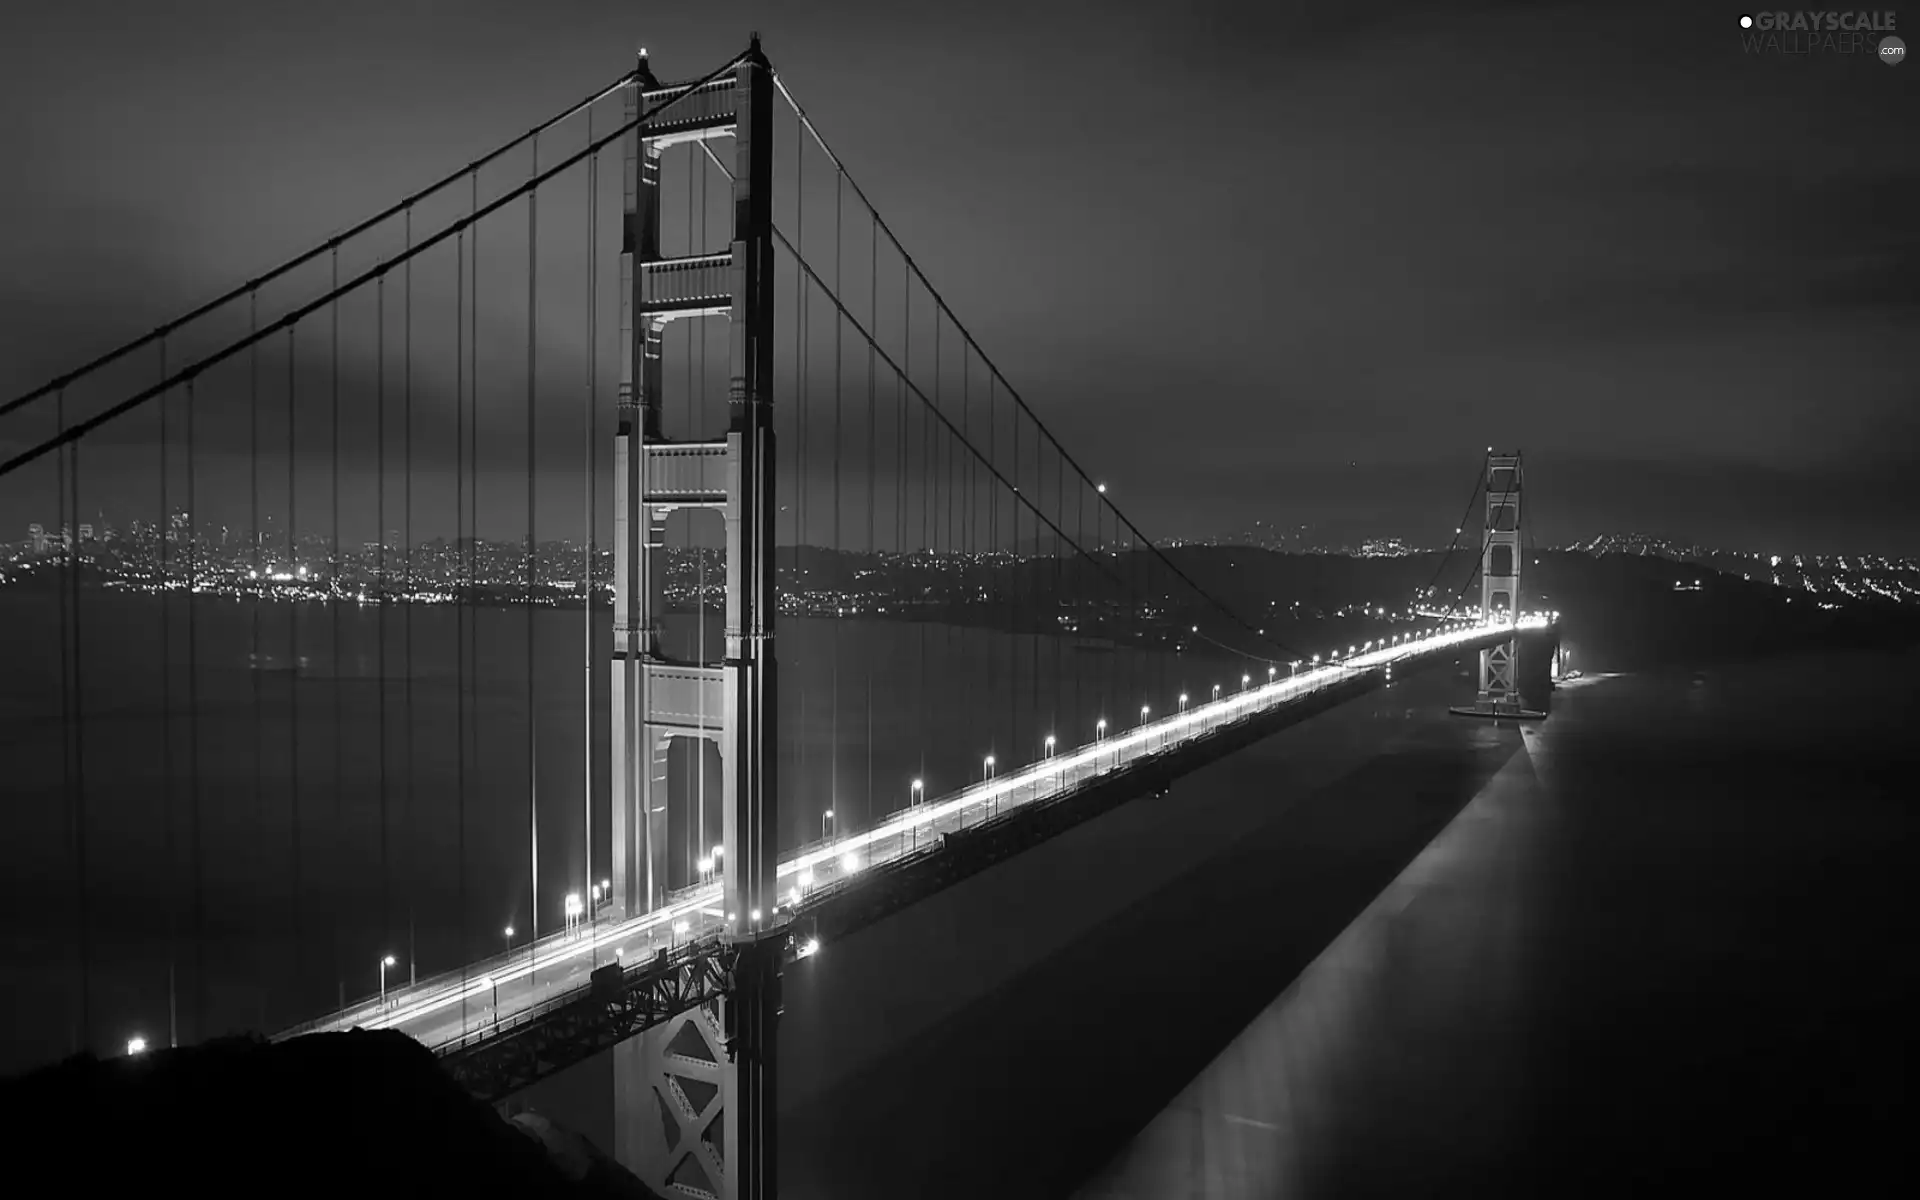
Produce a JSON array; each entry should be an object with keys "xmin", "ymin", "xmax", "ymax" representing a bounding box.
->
[{"xmin": 1, "ymin": 0, "xmax": 1914, "ymax": 552}]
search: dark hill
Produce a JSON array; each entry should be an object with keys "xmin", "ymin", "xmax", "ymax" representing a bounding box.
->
[{"xmin": 0, "ymin": 1030, "xmax": 659, "ymax": 1199}]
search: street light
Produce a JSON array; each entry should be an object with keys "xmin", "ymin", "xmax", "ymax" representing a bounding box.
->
[
  {"xmin": 1290, "ymin": 660, "xmax": 1300, "ymax": 677},
  {"xmin": 822, "ymin": 809, "xmax": 834, "ymax": 840},
  {"xmin": 126, "ymin": 1035, "xmax": 147, "ymax": 1056},
  {"xmin": 1241, "ymin": 673, "xmax": 1250, "ymax": 691},
  {"xmin": 564, "ymin": 892, "xmax": 583, "ymax": 933},
  {"xmin": 503, "ymin": 925, "xmax": 514, "ymax": 956},
  {"xmin": 1268, "ymin": 666, "xmax": 1277, "ymax": 683},
  {"xmin": 1178, "ymin": 693, "xmax": 1188, "ymax": 713},
  {"xmin": 984, "ymin": 755, "xmax": 995, "ymax": 782},
  {"xmin": 1211, "ymin": 684, "xmax": 1220, "ymax": 702},
  {"xmin": 1044, "ymin": 734, "xmax": 1056, "ymax": 759},
  {"xmin": 911, "ymin": 778, "xmax": 924, "ymax": 805},
  {"xmin": 697, "ymin": 856, "xmax": 714, "ymax": 883},
  {"xmin": 1140, "ymin": 704, "xmax": 1150, "ymax": 727},
  {"xmin": 1096, "ymin": 718, "xmax": 1106, "ymax": 742},
  {"xmin": 379, "ymin": 954, "xmax": 397, "ymax": 1005}
]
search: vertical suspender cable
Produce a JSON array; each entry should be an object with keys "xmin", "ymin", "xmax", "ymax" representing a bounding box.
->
[
  {"xmin": 936, "ymin": 313, "xmax": 952, "ymax": 765},
  {"xmin": 404, "ymin": 207, "xmax": 417, "ymax": 986},
  {"xmin": 584, "ymin": 112, "xmax": 597, "ymax": 918},
  {"xmin": 866, "ymin": 216, "xmax": 876, "ymax": 832},
  {"xmin": 456, "ymin": 211, "xmax": 469, "ymax": 1025},
  {"xmin": 287, "ymin": 328, "xmax": 301, "ymax": 1010},
  {"xmin": 475, "ymin": 175, "xmax": 490, "ymax": 966},
  {"xmin": 248, "ymin": 293, "xmax": 262, "ymax": 1022},
  {"xmin": 55, "ymin": 386, "xmax": 70, "ymax": 1050},
  {"xmin": 527, "ymin": 134, "xmax": 541, "ymax": 960},
  {"xmin": 795, "ymin": 126, "xmax": 809, "ymax": 833},
  {"xmin": 58, "ymin": 387, "xmax": 92, "ymax": 1050},
  {"xmin": 832, "ymin": 166, "xmax": 843, "ymax": 842},
  {"xmin": 377, "ymin": 274, "xmax": 389, "ymax": 969},
  {"xmin": 159, "ymin": 337, "xmax": 176, "ymax": 1047},
  {"xmin": 329, "ymin": 246, "xmax": 342, "ymax": 1009},
  {"xmin": 185, "ymin": 375, "xmax": 203, "ymax": 1039}
]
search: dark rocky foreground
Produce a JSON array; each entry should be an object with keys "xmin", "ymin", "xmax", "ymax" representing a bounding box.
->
[{"xmin": 0, "ymin": 1030, "xmax": 658, "ymax": 1198}]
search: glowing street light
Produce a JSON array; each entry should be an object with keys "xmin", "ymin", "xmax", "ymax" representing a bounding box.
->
[
  {"xmin": 1268, "ymin": 666, "xmax": 1277, "ymax": 683},
  {"xmin": 984, "ymin": 755, "xmax": 996, "ymax": 782},
  {"xmin": 713, "ymin": 844, "xmax": 725, "ymax": 861},
  {"xmin": 1096, "ymin": 718, "xmax": 1107, "ymax": 742},
  {"xmin": 1140, "ymin": 704, "xmax": 1150, "ymax": 728},
  {"xmin": 698, "ymin": 855, "xmax": 715, "ymax": 883},
  {"xmin": 910, "ymin": 778, "xmax": 924, "ymax": 805},
  {"xmin": 1044, "ymin": 734, "xmax": 1056, "ymax": 759},
  {"xmin": 750, "ymin": 908, "xmax": 762, "ymax": 924},
  {"xmin": 502, "ymin": 925, "xmax": 514, "ymax": 956},
  {"xmin": 379, "ymin": 954, "xmax": 397, "ymax": 1005},
  {"xmin": 1211, "ymin": 684, "xmax": 1221, "ymax": 701},
  {"xmin": 822, "ymin": 808, "xmax": 835, "ymax": 840},
  {"xmin": 1241, "ymin": 673, "xmax": 1251, "ymax": 691},
  {"xmin": 1178, "ymin": 693, "xmax": 1188, "ymax": 713},
  {"xmin": 126, "ymin": 1035, "xmax": 148, "ymax": 1056},
  {"xmin": 564, "ymin": 892, "xmax": 584, "ymax": 933},
  {"xmin": 1290, "ymin": 660, "xmax": 1300, "ymax": 677},
  {"xmin": 1096, "ymin": 482, "xmax": 1107, "ymax": 494}
]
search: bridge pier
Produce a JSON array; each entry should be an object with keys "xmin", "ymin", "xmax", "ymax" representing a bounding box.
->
[{"xmin": 611, "ymin": 39, "xmax": 782, "ymax": 1199}]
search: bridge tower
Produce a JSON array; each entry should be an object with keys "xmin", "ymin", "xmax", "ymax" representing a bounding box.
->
[
  {"xmin": 1447, "ymin": 450, "xmax": 1543, "ymax": 719},
  {"xmin": 609, "ymin": 39, "xmax": 781, "ymax": 1200}
]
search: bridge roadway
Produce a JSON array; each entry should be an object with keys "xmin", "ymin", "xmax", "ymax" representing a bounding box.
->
[{"xmin": 275, "ymin": 618, "xmax": 1547, "ymax": 1053}]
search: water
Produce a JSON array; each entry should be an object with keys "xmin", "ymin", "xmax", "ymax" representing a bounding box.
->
[
  {"xmin": 722, "ymin": 645, "xmax": 1917, "ymax": 1197},
  {"xmin": 0, "ymin": 586, "xmax": 1220, "ymax": 1073}
]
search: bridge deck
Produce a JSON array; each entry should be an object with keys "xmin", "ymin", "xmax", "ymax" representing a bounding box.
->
[{"xmin": 275, "ymin": 621, "xmax": 1546, "ymax": 1064}]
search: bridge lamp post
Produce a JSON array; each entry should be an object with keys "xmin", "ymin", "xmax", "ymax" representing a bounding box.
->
[
  {"xmin": 910, "ymin": 778, "xmax": 924, "ymax": 849},
  {"xmin": 1044, "ymin": 734, "xmax": 1056, "ymax": 759},
  {"xmin": 1268, "ymin": 666, "xmax": 1277, "ymax": 685},
  {"xmin": 822, "ymin": 808, "xmax": 834, "ymax": 841},
  {"xmin": 378, "ymin": 954, "xmax": 397, "ymax": 1006},
  {"xmin": 1096, "ymin": 718, "xmax": 1107, "ymax": 743},
  {"xmin": 1211, "ymin": 684, "xmax": 1220, "ymax": 702},
  {"xmin": 502, "ymin": 925, "xmax": 513, "ymax": 958},
  {"xmin": 1290, "ymin": 660, "xmax": 1300, "ymax": 678},
  {"xmin": 698, "ymin": 856, "xmax": 714, "ymax": 885},
  {"xmin": 1179, "ymin": 693, "xmax": 1188, "ymax": 713},
  {"xmin": 1241, "ymin": 673, "xmax": 1251, "ymax": 693},
  {"xmin": 984, "ymin": 755, "xmax": 995, "ymax": 782}
]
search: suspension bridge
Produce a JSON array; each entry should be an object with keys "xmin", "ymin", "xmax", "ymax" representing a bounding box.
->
[{"xmin": 0, "ymin": 37, "xmax": 1556, "ymax": 1199}]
